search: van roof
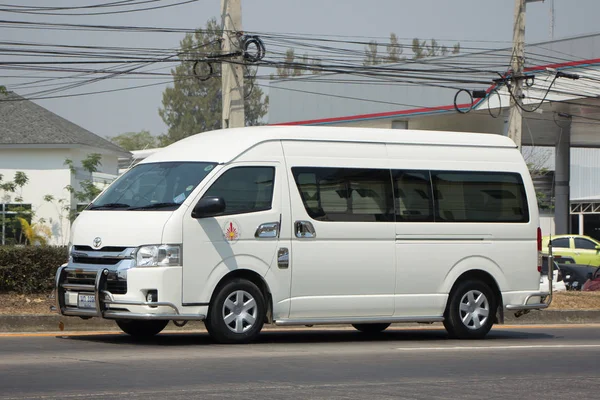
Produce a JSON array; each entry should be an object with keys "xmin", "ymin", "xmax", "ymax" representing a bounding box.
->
[{"xmin": 142, "ymin": 125, "xmax": 517, "ymax": 164}]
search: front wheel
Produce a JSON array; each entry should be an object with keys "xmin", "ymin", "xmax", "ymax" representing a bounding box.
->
[
  {"xmin": 443, "ymin": 280, "xmax": 496, "ymax": 339},
  {"xmin": 116, "ymin": 319, "xmax": 168, "ymax": 338},
  {"xmin": 205, "ymin": 278, "xmax": 266, "ymax": 344},
  {"xmin": 352, "ymin": 323, "xmax": 390, "ymax": 334}
]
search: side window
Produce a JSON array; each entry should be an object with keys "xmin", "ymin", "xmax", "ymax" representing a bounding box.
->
[
  {"xmin": 202, "ymin": 166, "xmax": 275, "ymax": 215},
  {"xmin": 550, "ymin": 238, "xmax": 570, "ymax": 248},
  {"xmin": 574, "ymin": 238, "xmax": 597, "ymax": 250},
  {"xmin": 292, "ymin": 167, "xmax": 394, "ymax": 222},
  {"xmin": 392, "ymin": 170, "xmax": 433, "ymax": 222},
  {"xmin": 432, "ymin": 171, "xmax": 529, "ymax": 223}
]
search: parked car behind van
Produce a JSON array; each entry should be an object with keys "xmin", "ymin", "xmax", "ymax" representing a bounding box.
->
[
  {"xmin": 539, "ymin": 255, "xmax": 566, "ymax": 293},
  {"xmin": 542, "ymin": 234, "xmax": 600, "ymax": 267}
]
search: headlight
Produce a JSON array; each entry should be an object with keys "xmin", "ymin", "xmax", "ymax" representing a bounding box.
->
[{"xmin": 135, "ymin": 244, "xmax": 181, "ymax": 267}]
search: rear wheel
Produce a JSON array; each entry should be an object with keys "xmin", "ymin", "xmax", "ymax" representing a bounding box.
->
[
  {"xmin": 352, "ymin": 323, "xmax": 390, "ymax": 334},
  {"xmin": 205, "ymin": 278, "xmax": 266, "ymax": 344},
  {"xmin": 116, "ymin": 319, "xmax": 168, "ymax": 338},
  {"xmin": 443, "ymin": 280, "xmax": 496, "ymax": 339}
]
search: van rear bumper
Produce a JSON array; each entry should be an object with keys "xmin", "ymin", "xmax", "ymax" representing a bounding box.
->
[
  {"xmin": 504, "ymin": 291, "xmax": 551, "ymax": 312},
  {"xmin": 54, "ymin": 265, "xmax": 206, "ymax": 321}
]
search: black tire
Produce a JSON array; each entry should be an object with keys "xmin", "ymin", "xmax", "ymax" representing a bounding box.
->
[
  {"xmin": 352, "ymin": 323, "xmax": 390, "ymax": 334},
  {"xmin": 443, "ymin": 279, "xmax": 497, "ymax": 340},
  {"xmin": 205, "ymin": 278, "xmax": 266, "ymax": 344},
  {"xmin": 116, "ymin": 319, "xmax": 168, "ymax": 338}
]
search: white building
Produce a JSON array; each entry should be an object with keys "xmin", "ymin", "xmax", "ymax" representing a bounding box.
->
[{"xmin": 0, "ymin": 92, "xmax": 130, "ymax": 246}]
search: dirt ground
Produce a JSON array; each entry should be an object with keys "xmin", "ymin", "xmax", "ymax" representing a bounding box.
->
[{"xmin": 1, "ymin": 291, "xmax": 600, "ymax": 315}]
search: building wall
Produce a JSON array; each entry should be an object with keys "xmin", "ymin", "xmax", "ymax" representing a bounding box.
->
[
  {"xmin": 0, "ymin": 147, "xmax": 121, "ymax": 246},
  {"xmin": 0, "ymin": 148, "xmax": 71, "ymax": 246},
  {"xmin": 571, "ymin": 148, "xmax": 600, "ymax": 201}
]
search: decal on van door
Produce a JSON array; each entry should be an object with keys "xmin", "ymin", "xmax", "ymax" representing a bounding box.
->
[{"xmin": 223, "ymin": 220, "xmax": 241, "ymax": 243}]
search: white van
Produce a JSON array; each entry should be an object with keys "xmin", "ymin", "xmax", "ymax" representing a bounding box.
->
[{"xmin": 55, "ymin": 126, "xmax": 549, "ymax": 343}]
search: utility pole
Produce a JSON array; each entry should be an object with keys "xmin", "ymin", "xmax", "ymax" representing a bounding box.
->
[
  {"xmin": 221, "ymin": 0, "xmax": 244, "ymax": 129},
  {"xmin": 507, "ymin": 0, "xmax": 543, "ymax": 150}
]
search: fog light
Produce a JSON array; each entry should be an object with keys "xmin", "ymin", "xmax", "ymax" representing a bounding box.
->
[{"xmin": 146, "ymin": 290, "xmax": 158, "ymax": 303}]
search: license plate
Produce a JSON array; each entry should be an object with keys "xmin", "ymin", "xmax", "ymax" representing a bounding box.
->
[{"xmin": 78, "ymin": 293, "xmax": 96, "ymax": 309}]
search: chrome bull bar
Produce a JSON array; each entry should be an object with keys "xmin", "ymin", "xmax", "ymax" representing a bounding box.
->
[{"xmin": 54, "ymin": 266, "xmax": 206, "ymax": 321}]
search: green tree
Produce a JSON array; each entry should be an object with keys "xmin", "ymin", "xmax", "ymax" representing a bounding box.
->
[
  {"xmin": 363, "ymin": 41, "xmax": 382, "ymax": 66},
  {"xmin": 0, "ymin": 171, "xmax": 35, "ymax": 245},
  {"xmin": 385, "ymin": 33, "xmax": 405, "ymax": 63},
  {"xmin": 64, "ymin": 153, "xmax": 103, "ymax": 205},
  {"xmin": 272, "ymin": 49, "xmax": 322, "ymax": 78},
  {"xmin": 159, "ymin": 18, "xmax": 269, "ymax": 146},
  {"xmin": 410, "ymin": 37, "xmax": 460, "ymax": 60},
  {"xmin": 108, "ymin": 130, "xmax": 157, "ymax": 151},
  {"xmin": 17, "ymin": 217, "xmax": 51, "ymax": 246}
]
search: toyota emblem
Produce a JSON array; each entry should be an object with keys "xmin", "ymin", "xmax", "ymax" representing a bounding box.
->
[{"xmin": 92, "ymin": 237, "xmax": 102, "ymax": 249}]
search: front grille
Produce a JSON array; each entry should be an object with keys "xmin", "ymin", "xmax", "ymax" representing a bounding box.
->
[
  {"xmin": 65, "ymin": 271, "xmax": 127, "ymax": 295},
  {"xmin": 72, "ymin": 256, "xmax": 120, "ymax": 265},
  {"xmin": 74, "ymin": 246, "xmax": 127, "ymax": 252}
]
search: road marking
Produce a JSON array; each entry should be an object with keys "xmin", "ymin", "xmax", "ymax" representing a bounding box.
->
[{"xmin": 396, "ymin": 344, "xmax": 600, "ymax": 351}]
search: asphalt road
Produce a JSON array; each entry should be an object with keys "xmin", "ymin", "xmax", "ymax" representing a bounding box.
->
[{"xmin": 1, "ymin": 324, "xmax": 600, "ymax": 399}]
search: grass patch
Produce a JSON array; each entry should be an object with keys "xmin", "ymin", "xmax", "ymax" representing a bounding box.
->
[{"xmin": 549, "ymin": 291, "xmax": 600, "ymax": 310}]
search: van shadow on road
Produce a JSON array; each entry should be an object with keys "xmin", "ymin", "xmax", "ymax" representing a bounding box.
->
[{"xmin": 58, "ymin": 327, "xmax": 554, "ymax": 347}]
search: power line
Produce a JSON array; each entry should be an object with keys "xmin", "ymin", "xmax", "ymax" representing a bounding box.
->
[{"xmin": 0, "ymin": 0, "xmax": 199, "ymax": 16}]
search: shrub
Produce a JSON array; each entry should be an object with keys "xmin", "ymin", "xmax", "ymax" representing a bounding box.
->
[{"xmin": 0, "ymin": 246, "xmax": 68, "ymax": 294}]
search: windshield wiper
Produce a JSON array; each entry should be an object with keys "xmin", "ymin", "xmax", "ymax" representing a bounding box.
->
[
  {"xmin": 128, "ymin": 202, "xmax": 180, "ymax": 210},
  {"xmin": 88, "ymin": 202, "xmax": 131, "ymax": 210}
]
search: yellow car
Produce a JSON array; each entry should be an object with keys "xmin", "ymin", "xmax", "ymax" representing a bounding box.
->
[{"xmin": 542, "ymin": 234, "xmax": 600, "ymax": 267}]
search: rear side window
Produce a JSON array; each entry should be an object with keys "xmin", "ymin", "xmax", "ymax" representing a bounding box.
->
[
  {"xmin": 203, "ymin": 166, "xmax": 275, "ymax": 215},
  {"xmin": 393, "ymin": 170, "xmax": 433, "ymax": 222},
  {"xmin": 550, "ymin": 238, "xmax": 570, "ymax": 248},
  {"xmin": 574, "ymin": 238, "xmax": 597, "ymax": 250},
  {"xmin": 432, "ymin": 171, "xmax": 529, "ymax": 223},
  {"xmin": 292, "ymin": 167, "xmax": 394, "ymax": 222}
]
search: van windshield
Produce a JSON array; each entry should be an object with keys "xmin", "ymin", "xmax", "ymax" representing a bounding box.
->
[{"xmin": 89, "ymin": 162, "xmax": 217, "ymax": 211}]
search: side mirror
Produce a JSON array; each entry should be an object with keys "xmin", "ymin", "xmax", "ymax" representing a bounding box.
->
[
  {"xmin": 191, "ymin": 196, "xmax": 226, "ymax": 218},
  {"xmin": 595, "ymin": 245, "xmax": 600, "ymax": 251}
]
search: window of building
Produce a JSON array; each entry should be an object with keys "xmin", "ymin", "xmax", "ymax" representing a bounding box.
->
[
  {"xmin": 0, "ymin": 203, "xmax": 32, "ymax": 245},
  {"xmin": 292, "ymin": 167, "xmax": 394, "ymax": 222},
  {"xmin": 574, "ymin": 237, "xmax": 598, "ymax": 250},
  {"xmin": 393, "ymin": 170, "xmax": 433, "ymax": 222},
  {"xmin": 550, "ymin": 238, "xmax": 570, "ymax": 248},
  {"xmin": 202, "ymin": 166, "xmax": 275, "ymax": 215},
  {"xmin": 431, "ymin": 171, "xmax": 528, "ymax": 223}
]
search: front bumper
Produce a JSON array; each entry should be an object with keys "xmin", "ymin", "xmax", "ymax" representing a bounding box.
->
[{"xmin": 54, "ymin": 265, "xmax": 206, "ymax": 321}]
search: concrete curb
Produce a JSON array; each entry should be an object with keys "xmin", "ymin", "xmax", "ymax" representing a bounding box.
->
[{"xmin": 2, "ymin": 310, "xmax": 600, "ymax": 333}]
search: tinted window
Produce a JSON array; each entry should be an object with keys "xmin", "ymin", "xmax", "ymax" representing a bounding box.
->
[
  {"xmin": 292, "ymin": 167, "xmax": 394, "ymax": 222},
  {"xmin": 574, "ymin": 238, "xmax": 597, "ymax": 250},
  {"xmin": 432, "ymin": 171, "xmax": 528, "ymax": 223},
  {"xmin": 203, "ymin": 167, "xmax": 274, "ymax": 215},
  {"xmin": 551, "ymin": 238, "xmax": 570, "ymax": 248},
  {"xmin": 393, "ymin": 170, "xmax": 433, "ymax": 222}
]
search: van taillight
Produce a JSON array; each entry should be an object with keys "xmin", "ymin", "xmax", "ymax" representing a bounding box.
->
[{"xmin": 537, "ymin": 227, "xmax": 542, "ymax": 272}]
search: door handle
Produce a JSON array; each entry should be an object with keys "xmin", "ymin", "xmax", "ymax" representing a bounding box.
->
[
  {"xmin": 277, "ymin": 247, "xmax": 289, "ymax": 269},
  {"xmin": 255, "ymin": 222, "xmax": 280, "ymax": 239},
  {"xmin": 295, "ymin": 220, "xmax": 316, "ymax": 238}
]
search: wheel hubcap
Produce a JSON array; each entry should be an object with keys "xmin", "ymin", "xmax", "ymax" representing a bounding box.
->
[
  {"xmin": 459, "ymin": 290, "xmax": 490, "ymax": 330},
  {"xmin": 222, "ymin": 290, "xmax": 257, "ymax": 334}
]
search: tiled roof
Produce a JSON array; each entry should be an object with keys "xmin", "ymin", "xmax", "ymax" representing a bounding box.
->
[{"xmin": 0, "ymin": 92, "xmax": 129, "ymax": 156}]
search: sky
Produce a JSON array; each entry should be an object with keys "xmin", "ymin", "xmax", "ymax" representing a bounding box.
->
[{"xmin": 1, "ymin": 0, "xmax": 600, "ymax": 140}]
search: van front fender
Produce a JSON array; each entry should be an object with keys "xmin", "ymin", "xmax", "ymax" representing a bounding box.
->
[{"xmin": 198, "ymin": 254, "xmax": 274, "ymax": 303}]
